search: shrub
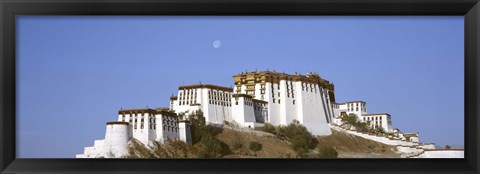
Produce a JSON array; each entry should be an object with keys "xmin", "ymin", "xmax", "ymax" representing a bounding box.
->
[
  {"xmin": 277, "ymin": 120, "xmax": 318, "ymax": 152},
  {"xmin": 199, "ymin": 133, "xmax": 223, "ymax": 157},
  {"xmin": 317, "ymin": 145, "xmax": 338, "ymax": 158},
  {"xmin": 249, "ymin": 141, "xmax": 263, "ymax": 152},
  {"xmin": 260, "ymin": 123, "xmax": 277, "ymax": 135}
]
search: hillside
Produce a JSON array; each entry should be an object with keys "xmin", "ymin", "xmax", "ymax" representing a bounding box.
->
[
  {"xmin": 127, "ymin": 126, "xmax": 400, "ymax": 158},
  {"xmin": 316, "ymin": 130, "xmax": 400, "ymax": 158}
]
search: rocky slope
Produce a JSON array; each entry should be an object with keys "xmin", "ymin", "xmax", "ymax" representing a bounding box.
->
[{"xmin": 126, "ymin": 126, "xmax": 400, "ymax": 158}]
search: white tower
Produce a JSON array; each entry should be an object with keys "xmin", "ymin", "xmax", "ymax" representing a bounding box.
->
[{"xmin": 104, "ymin": 122, "xmax": 132, "ymax": 158}]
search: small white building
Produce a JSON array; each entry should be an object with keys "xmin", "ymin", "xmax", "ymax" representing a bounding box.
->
[
  {"xmin": 117, "ymin": 108, "xmax": 180, "ymax": 145},
  {"xmin": 77, "ymin": 107, "xmax": 192, "ymax": 158},
  {"xmin": 402, "ymin": 132, "xmax": 420, "ymax": 143},
  {"xmin": 361, "ymin": 113, "xmax": 393, "ymax": 132},
  {"xmin": 170, "ymin": 84, "xmax": 233, "ymax": 125},
  {"xmin": 333, "ymin": 101, "xmax": 393, "ymax": 133},
  {"xmin": 230, "ymin": 93, "xmax": 268, "ymax": 128}
]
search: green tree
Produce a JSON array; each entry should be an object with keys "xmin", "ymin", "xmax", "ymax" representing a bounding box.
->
[
  {"xmin": 199, "ymin": 133, "xmax": 223, "ymax": 157},
  {"xmin": 341, "ymin": 113, "xmax": 371, "ymax": 133},
  {"xmin": 260, "ymin": 123, "xmax": 276, "ymax": 135},
  {"xmin": 249, "ymin": 141, "xmax": 263, "ymax": 152},
  {"xmin": 317, "ymin": 145, "xmax": 338, "ymax": 158},
  {"xmin": 276, "ymin": 120, "xmax": 318, "ymax": 155},
  {"xmin": 188, "ymin": 109, "xmax": 207, "ymax": 144}
]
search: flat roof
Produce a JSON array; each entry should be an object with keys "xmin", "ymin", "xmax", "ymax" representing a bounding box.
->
[
  {"xmin": 118, "ymin": 107, "xmax": 176, "ymax": 116},
  {"xmin": 178, "ymin": 84, "xmax": 232, "ymax": 91},
  {"xmin": 363, "ymin": 113, "xmax": 391, "ymax": 116},
  {"xmin": 252, "ymin": 99, "xmax": 268, "ymax": 103},
  {"xmin": 335, "ymin": 101, "xmax": 366, "ymax": 104},
  {"xmin": 232, "ymin": 93, "xmax": 253, "ymax": 98},
  {"xmin": 106, "ymin": 121, "xmax": 129, "ymax": 125}
]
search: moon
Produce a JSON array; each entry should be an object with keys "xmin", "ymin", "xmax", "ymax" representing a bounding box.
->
[{"xmin": 213, "ymin": 40, "xmax": 222, "ymax": 48}]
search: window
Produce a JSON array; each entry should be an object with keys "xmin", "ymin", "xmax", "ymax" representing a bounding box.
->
[
  {"xmin": 293, "ymin": 100, "xmax": 295, "ymax": 105},
  {"xmin": 278, "ymin": 99, "xmax": 281, "ymax": 104},
  {"xmin": 235, "ymin": 101, "xmax": 238, "ymax": 105},
  {"xmin": 273, "ymin": 99, "xmax": 275, "ymax": 103}
]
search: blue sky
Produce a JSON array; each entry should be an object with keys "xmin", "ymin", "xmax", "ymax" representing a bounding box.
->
[{"xmin": 16, "ymin": 16, "xmax": 464, "ymax": 158}]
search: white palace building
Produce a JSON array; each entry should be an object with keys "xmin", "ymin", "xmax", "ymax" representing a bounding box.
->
[{"xmin": 77, "ymin": 70, "xmax": 427, "ymax": 158}]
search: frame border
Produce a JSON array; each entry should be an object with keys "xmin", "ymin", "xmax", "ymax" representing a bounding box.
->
[{"xmin": 1, "ymin": 0, "xmax": 479, "ymax": 173}]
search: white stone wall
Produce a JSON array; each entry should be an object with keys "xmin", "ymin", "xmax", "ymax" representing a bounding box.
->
[
  {"xmin": 134, "ymin": 113, "xmax": 151, "ymax": 145},
  {"xmin": 253, "ymin": 100, "xmax": 268, "ymax": 123},
  {"xmin": 173, "ymin": 88, "xmax": 202, "ymax": 115},
  {"xmin": 266, "ymin": 82, "xmax": 281, "ymax": 125},
  {"xmin": 179, "ymin": 121, "xmax": 192, "ymax": 145},
  {"xmin": 231, "ymin": 95, "xmax": 256, "ymax": 127},
  {"xmin": 294, "ymin": 82, "xmax": 332, "ymax": 135},
  {"xmin": 235, "ymin": 80, "xmax": 332, "ymax": 135},
  {"xmin": 76, "ymin": 139, "xmax": 106, "ymax": 158},
  {"xmin": 104, "ymin": 123, "xmax": 132, "ymax": 158},
  {"xmin": 161, "ymin": 115, "xmax": 179, "ymax": 142},
  {"xmin": 173, "ymin": 87, "xmax": 232, "ymax": 125},
  {"xmin": 331, "ymin": 125, "xmax": 416, "ymax": 146},
  {"xmin": 416, "ymin": 150, "xmax": 464, "ymax": 158}
]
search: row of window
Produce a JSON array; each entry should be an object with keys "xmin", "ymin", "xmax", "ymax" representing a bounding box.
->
[
  {"xmin": 363, "ymin": 116, "xmax": 383, "ymax": 129},
  {"xmin": 286, "ymin": 81, "xmax": 295, "ymax": 98},
  {"xmin": 121, "ymin": 115, "xmax": 178, "ymax": 131},
  {"xmin": 348, "ymin": 102, "xmax": 366, "ymax": 112},
  {"xmin": 209, "ymin": 100, "xmax": 232, "ymax": 107},
  {"xmin": 163, "ymin": 125, "xmax": 179, "ymax": 132},
  {"xmin": 179, "ymin": 89, "xmax": 197, "ymax": 105},
  {"xmin": 302, "ymin": 82, "xmax": 318, "ymax": 93}
]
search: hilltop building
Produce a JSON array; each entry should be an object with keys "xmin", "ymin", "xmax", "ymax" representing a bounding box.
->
[
  {"xmin": 169, "ymin": 71, "xmax": 336, "ymax": 135},
  {"xmin": 77, "ymin": 70, "xmax": 423, "ymax": 158}
]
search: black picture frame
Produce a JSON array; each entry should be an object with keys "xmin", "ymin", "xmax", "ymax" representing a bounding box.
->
[{"xmin": 1, "ymin": 0, "xmax": 479, "ymax": 173}]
